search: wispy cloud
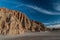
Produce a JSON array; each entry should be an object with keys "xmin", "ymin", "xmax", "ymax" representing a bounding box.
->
[
  {"xmin": 53, "ymin": 1, "xmax": 60, "ymax": 11},
  {"xmin": 25, "ymin": 5, "xmax": 53, "ymax": 14},
  {"xmin": 47, "ymin": 24, "xmax": 60, "ymax": 28},
  {"xmin": 45, "ymin": 21, "xmax": 60, "ymax": 28},
  {"xmin": 16, "ymin": 3, "xmax": 60, "ymax": 15},
  {"xmin": 25, "ymin": 5, "xmax": 60, "ymax": 15},
  {"xmin": 44, "ymin": 21, "xmax": 60, "ymax": 28},
  {"xmin": 1, "ymin": 0, "xmax": 60, "ymax": 15}
]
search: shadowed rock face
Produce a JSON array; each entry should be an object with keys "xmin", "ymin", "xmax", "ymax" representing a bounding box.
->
[{"xmin": 0, "ymin": 8, "xmax": 46, "ymax": 35}]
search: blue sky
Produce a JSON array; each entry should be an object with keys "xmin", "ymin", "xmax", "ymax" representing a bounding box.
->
[{"xmin": 0, "ymin": 0, "xmax": 60, "ymax": 26}]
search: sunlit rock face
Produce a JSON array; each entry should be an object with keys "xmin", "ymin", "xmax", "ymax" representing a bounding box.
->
[{"xmin": 0, "ymin": 8, "xmax": 46, "ymax": 35}]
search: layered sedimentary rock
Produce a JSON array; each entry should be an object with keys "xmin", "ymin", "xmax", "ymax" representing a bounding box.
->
[{"xmin": 0, "ymin": 8, "xmax": 46, "ymax": 35}]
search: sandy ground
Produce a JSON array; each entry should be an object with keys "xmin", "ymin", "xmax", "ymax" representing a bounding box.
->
[{"xmin": 0, "ymin": 31, "xmax": 60, "ymax": 40}]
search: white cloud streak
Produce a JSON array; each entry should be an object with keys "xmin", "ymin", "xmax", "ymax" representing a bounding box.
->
[
  {"xmin": 1, "ymin": 0, "xmax": 60, "ymax": 15},
  {"xmin": 25, "ymin": 5, "xmax": 60, "ymax": 15},
  {"xmin": 53, "ymin": 1, "xmax": 60, "ymax": 11},
  {"xmin": 16, "ymin": 3, "xmax": 60, "ymax": 15},
  {"xmin": 44, "ymin": 21, "xmax": 60, "ymax": 28},
  {"xmin": 47, "ymin": 24, "xmax": 60, "ymax": 28}
]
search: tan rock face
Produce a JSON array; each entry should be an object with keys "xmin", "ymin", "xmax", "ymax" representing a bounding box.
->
[
  {"xmin": 0, "ymin": 8, "xmax": 46, "ymax": 35},
  {"xmin": 30, "ymin": 20, "xmax": 45, "ymax": 32}
]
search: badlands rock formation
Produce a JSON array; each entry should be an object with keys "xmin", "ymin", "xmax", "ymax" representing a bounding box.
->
[{"xmin": 0, "ymin": 8, "xmax": 46, "ymax": 35}]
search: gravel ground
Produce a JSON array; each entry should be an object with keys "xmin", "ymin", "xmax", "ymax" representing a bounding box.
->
[{"xmin": 0, "ymin": 32, "xmax": 60, "ymax": 40}]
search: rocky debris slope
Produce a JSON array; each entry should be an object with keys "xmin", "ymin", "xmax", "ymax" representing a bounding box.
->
[{"xmin": 0, "ymin": 8, "xmax": 46, "ymax": 35}]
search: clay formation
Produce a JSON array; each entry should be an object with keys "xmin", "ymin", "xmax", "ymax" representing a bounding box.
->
[{"xmin": 0, "ymin": 8, "xmax": 46, "ymax": 35}]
